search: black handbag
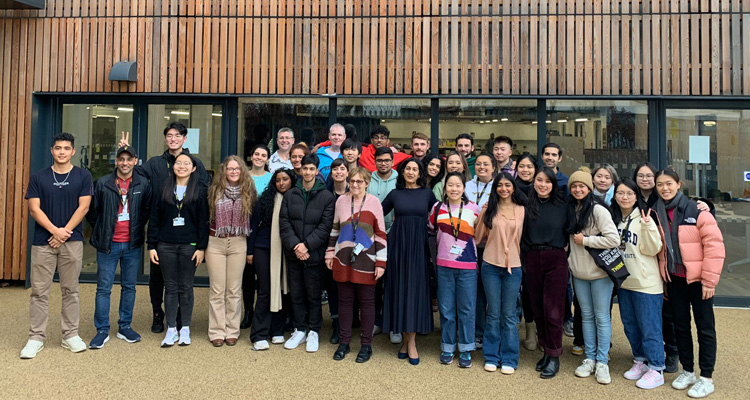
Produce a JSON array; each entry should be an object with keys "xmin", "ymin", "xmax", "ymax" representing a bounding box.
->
[{"xmin": 584, "ymin": 217, "xmax": 632, "ymax": 291}]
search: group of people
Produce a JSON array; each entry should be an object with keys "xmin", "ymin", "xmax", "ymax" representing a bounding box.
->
[{"xmin": 21, "ymin": 122, "xmax": 725, "ymax": 398}]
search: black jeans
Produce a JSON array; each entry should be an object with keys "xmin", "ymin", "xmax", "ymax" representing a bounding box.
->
[
  {"xmin": 663, "ymin": 297, "xmax": 679, "ymax": 357},
  {"xmin": 157, "ymin": 242, "xmax": 197, "ymax": 328},
  {"xmin": 149, "ymin": 261, "xmax": 165, "ymax": 313},
  {"xmin": 242, "ymin": 261, "xmax": 256, "ymax": 313},
  {"xmin": 287, "ymin": 258, "xmax": 323, "ymax": 333},
  {"xmin": 667, "ymin": 276, "xmax": 717, "ymax": 378},
  {"xmin": 250, "ymin": 247, "xmax": 287, "ymax": 341},
  {"xmin": 322, "ymin": 266, "xmax": 339, "ymax": 318}
]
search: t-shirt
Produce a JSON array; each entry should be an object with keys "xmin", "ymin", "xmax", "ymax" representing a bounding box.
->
[
  {"xmin": 269, "ymin": 151, "xmax": 293, "ymax": 173},
  {"xmin": 25, "ymin": 166, "xmax": 93, "ymax": 246},
  {"xmin": 112, "ymin": 177, "xmax": 131, "ymax": 243},
  {"xmin": 251, "ymin": 172, "xmax": 273, "ymax": 196}
]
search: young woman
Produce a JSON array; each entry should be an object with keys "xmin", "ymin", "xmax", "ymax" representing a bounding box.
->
[
  {"xmin": 633, "ymin": 162, "xmax": 659, "ymax": 210},
  {"xmin": 475, "ymin": 172, "xmax": 526, "ymax": 374},
  {"xmin": 514, "ymin": 153, "xmax": 537, "ymax": 197},
  {"xmin": 205, "ymin": 156, "xmax": 257, "ymax": 347},
  {"xmin": 428, "ymin": 172, "xmax": 480, "ymax": 368},
  {"xmin": 655, "ymin": 169, "xmax": 725, "ymax": 398},
  {"xmin": 612, "ymin": 178, "xmax": 667, "ymax": 389},
  {"xmin": 340, "ymin": 138, "xmax": 362, "ymax": 170},
  {"xmin": 290, "ymin": 143, "xmax": 309, "ymax": 179},
  {"xmin": 324, "ymin": 157, "xmax": 349, "ymax": 344},
  {"xmin": 326, "ymin": 167, "xmax": 387, "ymax": 363},
  {"xmin": 248, "ymin": 169, "xmax": 297, "ymax": 350},
  {"xmin": 566, "ymin": 171, "xmax": 620, "ymax": 385},
  {"xmin": 148, "ymin": 152, "xmax": 209, "ymax": 347},
  {"xmin": 523, "ymin": 167, "xmax": 569, "ymax": 379},
  {"xmin": 434, "ymin": 151, "xmax": 470, "ymax": 199},
  {"xmin": 592, "ymin": 164, "xmax": 619, "ymax": 205},
  {"xmin": 326, "ymin": 158, "xmax": 350, "ymax": 200},
  {"xmin": 423, "ymin": 153, "xmax": 445, "ymax": 193},
  {"xmin": 382, "ymin": 158, "xmax": 438, "ymax": 365}
]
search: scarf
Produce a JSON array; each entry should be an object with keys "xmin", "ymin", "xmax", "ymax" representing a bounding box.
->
[
  {"xmin": 270, "ymin": 192, "xmax": 289, "ymax": 312},
  {"xmin": 515, "ymin": 177, "xmax": 533, "ymax": 196},
  {"xmin": 214, "ymin": 186, "xmax": 251, "ymax": 237},
  {"xmin": 656, "ymin": 191, "xmax": 687, "ymax": 273}
]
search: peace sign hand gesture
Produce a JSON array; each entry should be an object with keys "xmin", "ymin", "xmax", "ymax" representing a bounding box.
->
[
  {"xmin": 641, "ymin": 208, "xmax": 652, "ymax": 224},
  {"xmin": 118, "ymin": 131, "xmax": 130, "ymax": 148}
]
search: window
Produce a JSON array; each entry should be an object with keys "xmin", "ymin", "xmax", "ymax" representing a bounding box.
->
[{"xmin": 337, "ymin": 98, "xmax": 431, "ymax": 153}]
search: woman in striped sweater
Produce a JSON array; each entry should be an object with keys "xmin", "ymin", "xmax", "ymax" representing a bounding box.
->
[{"xmin": 325, "ymin": 166, "xmax": 387, "ymax": 363}]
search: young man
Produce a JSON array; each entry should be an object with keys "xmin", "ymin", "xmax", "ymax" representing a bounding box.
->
[
  {"xmin": 410, "ymin": 131, "xmax": 430, "ymax": 161},
  {"xmin": 87, "ymin": 143, "xmax": 153, "ymax": 349},
  {"xmin": 541, "ymin": 142, "xmax": 568, "ymax": 195},
  {"xmin": 316, "ymin": 123, "xmax": 346, "ymax": 180},
  {"xmin": 21, "ymin": 132, "xmax": 93, "ymax": 359},
  {"xmin": 340, "ymin": 138, "xmax": 362, "ymax": 170},
  {"xmin": 357, "ymin": 125, "xmax": 410, "ymax": 172},
  {"xmin": 492, "ymin": 136, "xmax": 517, "ymax": 177},
  {"xmin": 456, "ymin": 133, "xmax": 476, "ymax": 176},
  {"xmin": 279, "ymin": 153, "xmax": 336, "ymax": 353},
  {"xmin": 126, "ymin": 122, "xmax": 210, "ymax": 333},
  {"xmin": 269, "ymin": 127, "xmax": 295, "ymax": 173}
]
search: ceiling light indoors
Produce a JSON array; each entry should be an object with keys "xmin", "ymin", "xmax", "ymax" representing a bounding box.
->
[
  {"xmin": 171, "ymin": 111, "xmax": 190, "ymax": 116},
  {"xmin": 575, "ymin": 118, "xmax": 588, "ymax": 122}
]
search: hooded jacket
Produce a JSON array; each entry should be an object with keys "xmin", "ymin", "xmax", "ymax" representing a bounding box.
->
[
  {"xmin": 618, "ymin": 208, "xmax": 664, "ymax": 294},
  {"xmin": 279, "ymin": 179, "xmax": 336, "ymax": 265}
]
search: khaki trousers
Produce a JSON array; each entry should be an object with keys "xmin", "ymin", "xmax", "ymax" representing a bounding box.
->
[
  {"xmin": 29, "ymin": 241, "xmax": 84, "ymax": 341},
  {"xmin": 206, "ymin": 236, "xmax": 247, "ymax": 341}
]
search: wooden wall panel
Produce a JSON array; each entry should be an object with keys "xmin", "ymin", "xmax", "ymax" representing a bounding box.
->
[{"xmin": 1, "ymin": 1, "xmax": 750, "ymax": 279}]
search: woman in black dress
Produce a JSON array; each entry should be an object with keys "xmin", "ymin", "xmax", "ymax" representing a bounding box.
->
[{"xmin": 382, "ymin": 158, "xmax": 437, "ymax": 365}]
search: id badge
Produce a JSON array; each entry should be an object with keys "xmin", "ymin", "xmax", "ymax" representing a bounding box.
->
[
  {"xmin": 173, "ymin": 217, "xmax": 185, "ymax": 226},
  {"xmin": 353, "ymin": 243, "xmax": 365, "ymax": 255},
  {"xmin": 118, "ymin": 212, "xmax": 130, "ymax": 222},
  {"xmin": 450, "ymin": 244, "xmax": 463, "ymax": 255}
]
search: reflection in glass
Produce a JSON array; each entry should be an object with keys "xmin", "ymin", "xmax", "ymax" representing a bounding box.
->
[{"xmin": 337, "ymin": 98, "xmax": 431, "ymax": 153}]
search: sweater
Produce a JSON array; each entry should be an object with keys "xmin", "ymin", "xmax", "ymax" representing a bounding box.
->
[
  {"xmin": 618, "ymin": 208, "xmax": 664, "ymax": 294},
  {"xmin": 367, "ymin": 170, "xmax": 398, "ymax": 232},
  {"xmin": 522, "ymin": 200, "xmax": 569, "ymax": 249},
  {"xmin": 475, "ymin": 204, "xmax": 525, "ymax": 270},
  {"xmin": 464, "ymin": 177, "xmax": 493, "ymax": 208},
  {"xmin": 326, "ymin": 194, "xmax": 388, "ymax": 285},
  {"xmin": 428, "ymin": 201, "xmax": 480, "ymax": 269},
  {"xmin": 567, "ymin": 203, "xmax": 621, "ymax": 281},
  {"xmin": 147, "ymin": 186, "xmax": 210, "ymax": 250}
]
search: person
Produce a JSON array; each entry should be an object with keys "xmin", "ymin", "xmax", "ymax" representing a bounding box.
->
[
  {"xmin": 340, "ymin": 138, "xmax": 362, "ymax": 170},
  {"xmin": 290, "ymin": 143, "xmax": 309, "ymax": 179},
  {"xmin": 655, "ymin": 169, "xmax": 725, "ymax": 398},
  {"xmin": 316, "ymin": 123, "xmax": 346, "ymax": 180},
  {"xmin": 434, "ymin": 151, "xmax": 471, "ymax": 199},
  {"xmin": 147, "ymin": 152, "xmax": 209, "ymax": 347},
  {"xmin": 475, "ymin": 172, "xmax": 526, "ymax": 374},
  {"xmin": 269, "ymin": 127, "xmax": 295, "ymax": 173},
  {"xmin": 87, "ymin": 143, "xmax": 152, "ymax": 349},
  {"xmin": 326, "ymin": 167, "xmax": 387, "ymax": 363},
  {"xmin": 423, "ymin": 153, "xmax": 446, "ymax": 193},
  {"xmin": 21, "ymin": 132, "xmax": 93, "ymax": 359},
  {"xmin": 328, "ymin": 125, "xmax": 410, "ymax": 172},
  {"xmin": 248, "ymin": 169, "xmax": 297, "ymax": 350},
  {"xmin": 513, "ymin": 152, "xmax": 537, "ymax": 350},
  {"xmin": 592, "ymin": 164, "xmax": 619, "ymax": 205},
  {"xmin": 565, "ymin": 171, "xmax": 620, "ymax": 385},
  {"xmin": 206, "ymin": 156, "xmax": 257, "ymax": 347},
  {"xmin": 279, "ymin": 153, "xmax": 336, "ymax": 352},
  {"xmin": 612, "ymin": 178, "xmax": 667, "ymax": 390},
  {"xmin": 523, "ymin": 167, "xmax": 569, "ymax": 379},
  {"xmin": 456, "ymin": 133, "xmax": 476, "ymax": 176},
  {"xmin": 410, "ymin": 132, "xmax": 430, "ymax": 161},
  {"xmin": 323, "ymin": 157, "xmax": 349, "ymax": 344},
  {"xmin": 492, "ymin": 136, "xmax": 516, "ymax": 177},
  {"xmin": 382, "ymin": 158, "xmax": 438, "ymax": 365},
  {"xmin": 428, "ymin": 172, "xmax": 480, "ymax": 368},
  {"xmin": 129, "ymin": 122, "xmax": 210, "ymax": 334},
  {"xmin": 241, "ymin": 143, "xmax": 273, "ymax": 329},
  {"xmin": 326, "ymin": 158, "xmax": 350, "ymax": 199},
  {"xmin": 514, "ymin": 153, "xmax": 537, "ymax": 197},
  {"xmin": 633, "ymin": 162, "xmax": 660, "ymax": 210},
  {"xmin": 541, "ymin": 143, "xmax": 568, "ymax": 195}
]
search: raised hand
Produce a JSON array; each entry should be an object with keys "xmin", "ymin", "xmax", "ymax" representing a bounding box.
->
[
  {"xmin": 118, "ymin": 131, "xmax": 130, "ymax": 148},
  {"xmin": 641, "ymin": 208, "xmax": 652, "ymax": 224}
]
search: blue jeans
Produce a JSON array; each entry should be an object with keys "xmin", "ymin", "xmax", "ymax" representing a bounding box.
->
[
  {"xmin": 475, "ymin": 247, "xmax": 486, "ymax": 341},
  {"xmin": 94, "ymin": 242, "xmax": 142, "ymax": 333},
  {"xmin": 482, "ymin": 262, "xmax": 523, "ymax": 368},
  {"xmin": 437, "ymin": 266, "xmax": 477, "ymax": 353},
  {"xmin": 618, "ymin": 289, "xmax": 666, "ymax": 370},
  {"xmin": 572, "ymin": 277, "xmax": 613, "ymax": 364}
]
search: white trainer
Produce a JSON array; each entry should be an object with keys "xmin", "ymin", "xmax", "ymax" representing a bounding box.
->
[
  {"xmin": 484, "ymin": 363, "xmax": 497, "ymax": 372},
  {"xmin": 271, "ymin": 336, "xmax": 285, "ymax": 344},
  {"xmin": 178, "ymin": 327, "xmax": 191, "ymax": 346},
  {"xmin": 306, "ymin": 331, "xmax": 319, "ymax": 352},
  {"xmin": 389, "ymin": 332, "xmax": 402, "ymax": 344},
  {"xmin": 575, "ymin": 359, "xmax": 596, "ymax": 378},
  {"xmin": 20, "ymin": 339, "xmax": 44, "ymax": 359},
  {"xmin": 687, "ymin": 377, "xmax": 715, "ymax": 398},
  {"xmin": 284, "ymin": 329, "xmax": 307, "ymax": 349},
  {"xmin": 595, "ymin": 363, "xmax": 612, "ymax": 385},
  {"xmin": 673, "ymin": 370, "xmax": 698, "ymax": 390},
  {"xmin": 61, "ymin": 336, "xmax": 87, "ymax": 353},
  {"xmin": 253, "ymin": 340, "xmax": 270, "ymax": 351},
  {"xmin": 161, "ymin": 328, "xmax": 179, "ymax": 347},
  {"xmin": 500, "ymin": 365, "xmax": 515, "ymax": 375},
  {"xmin": 624, "ymin": 360, "xmax": 650, "ymax": 380}
]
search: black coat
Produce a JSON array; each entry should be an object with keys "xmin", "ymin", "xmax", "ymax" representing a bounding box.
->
[
  {"xmin": 279, "ymin": 181, "xmax": 335, "ymax": 265},
  {"xmin": 137, "ymin": 149, "xmax": 211, "ymax": 191},
  {"xmin": 87, "ymin": 171, "xmax": 153, "ymax": 253}
]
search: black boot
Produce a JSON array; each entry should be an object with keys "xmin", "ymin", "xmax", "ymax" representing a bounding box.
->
[
  {"xmin": 329, "ymin": 318, "xmax": 340, "ymax": 344},
  {"xmin": 151, "ymin": 309, "xmax": 165, "ymax": 333},
  {"xmin": 540, "ymin": 356, "xmax": 560, "ymax": 379},
  {"xmin": 665, "ymin": 352, "xmax": 679, "ymax": 373},
  {"xmin": 356, "ymin": 345, "xmax": 373, "ymax": 363},
  {"xmin": 535, "ymin": 354, "xmax": 550, "ymax": 372},
  {"xmin": 240, "ymin": 309, "xmax": 253, "ymax": 330},
  {"xmin": 333, "ymin": 343, "xmax": 350, "ymax": 361}
]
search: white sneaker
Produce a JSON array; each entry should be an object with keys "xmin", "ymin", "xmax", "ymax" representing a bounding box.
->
[
  {"xmin": 389, "ymin": 332, "xmax": 402, "ymax": 344},
  {"xmin": 636, "ymin": 369, "xmax": 665, "ymax": 390},
  {"xmin": 500, "ymin": 365, "xmax": 515, "ymax": 375},
  {"xmin": 484, "ymin": 363, "xmax": 497, "ymax": 372},
  {"xmin": 306, "ymin": 331, "xmax": 319, "ymax": 352},
  {"xmin": 595, "ymin": 363, "xmax": 612, "ymax": 384},
  {"xmin": 673, "ymin": 370, "xmax": 698, "ymax": 390},
  {"xmin": 161, "ymin": 328, "xmax": 179, "ymax": 347},
  {"xmin": 284, "ymin": 329, "xmax": 307, "ymax": 349},
  {"xmin": 178, "ymin": 327, "xmax": 191, "ymax": 346},
  {"xmin": 687, "ymin": 377, "xmax": 715, "ymax": 398},
  {"xmin": 372, "ymin": 325, "xmax": 383, "ymax": 336},
  {"xmin": 575, "ymin": 359, "xmax": 596, "ymax": 378},
  {"xmin": 20, "ymin": 339, "xmax": 44, "ymax": 359},
  {"xmin": 61, "ymin": 336, "xmax": 87, "ymax": 353},
  {"xmin": 271, "ymin": 335, "xmax": 285, "ymax": 344},
  {"xmin": 624, "ymin": 360, "xmax": 650, "ymax": 380},
  {"xmin": 253, "ymin": 340, "xmax": 270, "ymax": 351}
]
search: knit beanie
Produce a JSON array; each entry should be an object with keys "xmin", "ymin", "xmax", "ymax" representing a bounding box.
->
[{"xmin": 569, "ymin": 170, "xmax": 593, "ymax": 192}]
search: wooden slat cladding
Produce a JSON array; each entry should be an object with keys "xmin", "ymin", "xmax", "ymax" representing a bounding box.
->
[{"xmin": 0, "ymin": 1, "xmax": 750, "ymax": 280}]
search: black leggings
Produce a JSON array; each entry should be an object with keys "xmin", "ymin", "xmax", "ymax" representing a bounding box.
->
[{"xmin": 667, "ymin": 276, "xmax": 717, "ymax": 378}]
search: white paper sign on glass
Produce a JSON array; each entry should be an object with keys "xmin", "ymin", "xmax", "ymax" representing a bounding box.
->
[
  {"xmin": 185, "ymin": 128, "xmax": 200, "ymax": 154},
  {"xmin": 688, "ymin": 136, "xmax": 710, "ymax": 164}
]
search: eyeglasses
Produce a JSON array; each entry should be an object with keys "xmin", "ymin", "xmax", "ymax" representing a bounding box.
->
[
  {"xmin": 174, "ymin": 161, "xmax": 193, "ymax": 167},
  {"xmin": 226, "ymin": 167, "xmax": 241, "ymax": 172},
  {"xmin": 165, "ymin": 134, "xmax": 184, "ymax": 139},
  {"xmin": 349, "ymin": 179, "xmax": 366, "ymax": 186},
  {"xmin": 636, "ymin": 174, "xmax": 654, "ymax": 179},
  {"xmin": 375, "ymin": 159, "xmax": 393, "ymax": 164},
  {"xmin": 615, "ymin": 191, "xmax": 636, "ymax": 198}
]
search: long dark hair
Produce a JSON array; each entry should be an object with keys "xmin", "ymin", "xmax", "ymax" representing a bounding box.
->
[
  {"xmin": 611, "ymin": 178, "xmax": 640, "ymax": 223},
  {"xmin": 255, "ymin": 169, "xmax": 298, "ymax": 228},
  {"xmin": 422, "ymin": 153, "xmax": 445, "ymax": 189},
  {"xmin": 251, "ymin": 143, "xmax": 271, "ymax": 172},
  {"xmin": 395, "ymin": 158, "xmax": 427, "ymax": 189},
  {"xmin": 526, "ymin": 167, "xmax": 564, "ymax": 220},
  {"xmin": 442, "ymin": 172, "xmax": 469, "ymax": 204},
  {"xmin": 483, "ymin": 172, "xmax": 526, "ymax": 229},
  {"xmin": 566, "ymin": 183, "xmax": 610, "ymax": 235},
  {"xmin": 162, "ymin": 152, "xmax": 202, "ymax": 205}
]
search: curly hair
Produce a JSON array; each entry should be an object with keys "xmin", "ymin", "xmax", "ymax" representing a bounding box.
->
[
  {"xmin": 255, "ymin": 169, "xmax": 297, "ymax": 228},
  {"xmin": 208, "ymin": 155, "xmax": 258, "ymax": 222}
]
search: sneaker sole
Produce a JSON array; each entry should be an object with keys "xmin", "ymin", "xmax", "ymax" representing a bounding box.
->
[
  {"xmin": 178, "ymin": 341, "xmax": 191, "ymax": 346},
  {"xmin": 636, "ymin": 381, "xmax": 665, "ymax": 390},
  {"xmin": 459, "ymin": 363, "xmax": 472, "ymax": 368},
  {"xmin": 501, "ymin": 368, "xmax": 515, "ymax": 375},
  {"xmin": 61, "ymin": 341, "xmax": 87, "ymax": 353},
  {"xmin": 116, "ymin": 333, "xmax": 141, "ymax": 343},
  {"xmin": 89, "ymin": 336, "xmax": 110, "ymax": 349},
  {"xmin": 20, "ymin": 345, "xmax": 44, "ymax": 359}
]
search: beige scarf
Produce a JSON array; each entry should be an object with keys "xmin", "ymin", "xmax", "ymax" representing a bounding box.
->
[{"xmin": 270, "ymin": 192, "xmax": 289, "ymax": 312}]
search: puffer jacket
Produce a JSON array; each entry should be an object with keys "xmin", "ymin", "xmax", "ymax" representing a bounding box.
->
[
  {"xmin": 670, "ymin": 202, "xmax": 725, "ymax": 288},
  {"xmin": 568, "ymin": 203, "xmax": 621, "ymax": 281},
  {"xmin": 279, "ymin": 180, "xmax": 336, "ymax": 265},
  {"xmin": 618, "ymin": 208, "xmax": 663, "ymax": 294}
]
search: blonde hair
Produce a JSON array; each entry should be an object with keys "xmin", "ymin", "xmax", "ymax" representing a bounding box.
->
[
  {"xmin": 348, "ymin": 167, "xmax": 372, "ymax": 186},
  {"xmin": 208, "ymin": 155, "xmax": 258, "ymax": 222}
]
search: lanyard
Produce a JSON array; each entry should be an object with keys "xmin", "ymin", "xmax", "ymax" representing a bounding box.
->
[
  {"xmin": 475, "ymin": 178, "xmax": 489, "ymax": 204},
  {"xmin": 116, "ymin": 177, "xmax": 130, "ymax": 207},
  {"xmin": 350, "ymin": 194, "xmax": 367, "ymax": 240},
  {"xmin": 446, "ymin": 201, "xmax": 463, "ymax": 241},
  {"xmin": 620, "ymin": 216, "xmax": 634, "ymax": 243},
  {"xmin": 174, "ymin": 190, "xmax": 184, "ymax": 216}
]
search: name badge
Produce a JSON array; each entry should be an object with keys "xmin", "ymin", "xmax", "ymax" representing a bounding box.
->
[
  {"xmin": 450, "ymin": 244, "xmax": 463, "ymax": 255},
  {"xmin": 118, "ymin": 212, "xmax": 130, "ymax": 222},
  {"xmin": 173, "ymin": 217, "xmax": 185, "ymax": 227},
  {"xmin": 353, "ymin": 243, "xmax": 365, "ymax": 255}
]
